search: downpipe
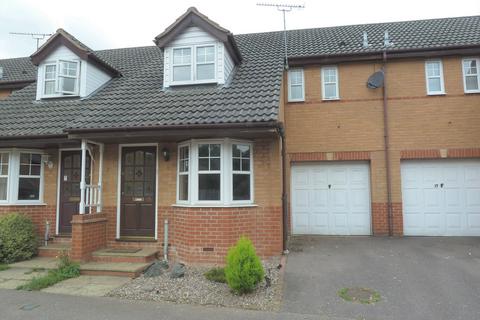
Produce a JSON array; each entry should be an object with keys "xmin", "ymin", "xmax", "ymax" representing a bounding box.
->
[
  {"xmin": 44, "ymin": 220, "xmax": 50, "ymax": 247},
  {"xmin": 163, "ymin": 219, "xmax": 169, "ymax": 262},
  {"xmin": 276, "ymin": 123, "xmax": 289, "ymax": 254}
]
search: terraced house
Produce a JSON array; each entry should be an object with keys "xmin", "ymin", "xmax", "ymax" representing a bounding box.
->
[{"xmin": 0, "ymin": 8, "xmax": 479, "ymax": 267}]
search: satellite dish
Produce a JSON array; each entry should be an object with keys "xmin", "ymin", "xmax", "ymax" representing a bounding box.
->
[{"xmin": 367, "ymin": 70, "xmax": 384, "ymax": 89}]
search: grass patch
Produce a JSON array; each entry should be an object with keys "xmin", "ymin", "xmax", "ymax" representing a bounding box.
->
[
  {"xmin": 17, "ymin": 253, "xmax": 80, "ymax": 291},
  {"xmin": 24, "ymin": 267, "xmax": 46, "ymax": 275},
  {"xmin": 204, "ymin": 267, "xmax": 226, "ymax": 283},
  {"xmin": 338, "ymin": 287, "xmax": 381, "ymax": 304},
  {"xmin": 0, "ymin": 264, "xmax": 10, "ymax": 271}
]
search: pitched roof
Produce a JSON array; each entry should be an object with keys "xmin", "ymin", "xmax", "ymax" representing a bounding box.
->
[
  {"xmin": 0, "ymin": 15, "xmax": 479, "ymax": 138},
  {"xmin": 0, "ymin": 57, "xmax": 36, "ymax": 84},
  {"xmin": 30, "ymin": 28, "xmax": 120, "ymax": 76}
]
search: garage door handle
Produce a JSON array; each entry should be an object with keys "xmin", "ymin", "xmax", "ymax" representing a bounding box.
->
[
  {"xmin": 440, "ymin": 183, "xmax": 444, "ymax": 188},
  {"xmin": 434, "ymin": 184, "xmax": 438, "ymax": 188},
  {"xmin": 328, "ymin": 184, "xmax": 331, "ymax": 189}
]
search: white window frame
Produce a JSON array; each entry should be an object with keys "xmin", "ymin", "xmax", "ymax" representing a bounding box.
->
[
  {"xmin": 425, "ymin": 60, "xmax": 445, "ymax": 95},
  {"xmin": 176, "ymin": 144, "xmax": 191, "ymax": 205},
  {"xmin": 462, "ymin": 57, "xmax": 480, "ymax": 94},
  {"xmin": 0, "ymin": 152, "xmax": 10, "ymax": 203},
  {"xmin": 321, "ymin": 66, "xmax": 339, "ymax": 100},
  {"xmin": 176, "ymin": 139, "xmax": 254, "ymax": 206},
  {"xmin": 170, "ymin": 44, "xmax": 217, "ymax": 85},
  {"xmin": 41, "ymin": 59, "xmax": 80, "ymax": 98},
  {"xmin": 288, "ymin": 68, "xmax": 305, "ymax": 102},
  {"xmin": 0, "ymin": 149, "xmax": 45, "ymax": 205},
  {"xmin": 57, "ymin": 60, "xmax": 80, "ymax": 94}
]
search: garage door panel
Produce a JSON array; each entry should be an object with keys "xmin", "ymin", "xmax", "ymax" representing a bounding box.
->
[
  {"xmin": 402, "ymin": 160, "xmax": 480, "ymax": 236},
  {"xmin": 292, "ymin": 162, "xmax": 371, "ymax": 235}
]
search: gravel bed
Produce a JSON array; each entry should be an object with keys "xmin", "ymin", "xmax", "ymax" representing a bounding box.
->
[{"xmin": 107, "ymin": 258, "xmax": 283, "ymax": 311}]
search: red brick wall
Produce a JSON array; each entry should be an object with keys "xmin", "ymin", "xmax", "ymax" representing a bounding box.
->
[{"xmin": 70, "ymin": 213, "xmax": 107, "ymax": 261}]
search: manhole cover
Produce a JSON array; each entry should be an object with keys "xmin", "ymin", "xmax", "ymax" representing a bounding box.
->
[
  {"xmin": 105, "ymin": 248, "xmax": 141, "ymax": 254},
  {"xmin": 338, "ymin": 287, "xmax": 381, "ymax": 304},
  {"xmin": 20, "ymin": 304, "xmax": 40, "ymax": 311}
]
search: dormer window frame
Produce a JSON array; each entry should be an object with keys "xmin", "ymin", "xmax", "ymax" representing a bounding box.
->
[
  {"xmin": 170, "ymin": 43, "xmax": 217, "ymax": 86},
  {"xmin": 40, "ymin": 59, "xmax": 81, "ymax": 99}
]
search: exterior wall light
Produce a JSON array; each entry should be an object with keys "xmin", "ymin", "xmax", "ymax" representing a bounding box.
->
[{"xmin": 162, "ymin": 147, "xmax": 170, "ymax": 161}]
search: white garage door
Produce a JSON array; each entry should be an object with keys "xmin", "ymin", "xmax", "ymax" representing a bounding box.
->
[
  {"xmin": 291, "ymin": 162, "xmax": 371, "ymax": 235},
  {"xmin": 401, "ymin": 160, "xmax": 480, "ymax": 236}
]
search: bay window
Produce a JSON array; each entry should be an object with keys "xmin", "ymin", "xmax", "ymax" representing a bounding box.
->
[
  {"xmin": 171, "ymin": 44, "xmax": 216, "ymax": 84},
  {"xmin": 0, "ymin": 150, "xmax": 44, "ymax": 204},
  {"xmin": 177, "ymin": 139, "xmax": 253, "ymax": 205}
]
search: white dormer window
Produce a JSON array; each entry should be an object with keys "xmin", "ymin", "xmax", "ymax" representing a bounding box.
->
[
  {"xmin": 171, "ymin": 45, "xmax": 216, "ymax": 85},
  {"xmin": 41, "ymin": 60, "xmax": 80, "ymax": 98}
]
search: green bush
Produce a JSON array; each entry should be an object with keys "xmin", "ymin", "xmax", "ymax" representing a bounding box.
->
[
  {"xmin": 225, "ymin": 236, "xmax": 264, "ymax": 294},
  {"xmin": 0, "ymin": 213, "xmax": 37, "ymax": 263},
  {"xmin": 17, "ymin": 252, "xmax": 80, "ymax": 291},
  {"xmin": 204, "ymin": 267, "xmax": 226, "ymax": 283}
]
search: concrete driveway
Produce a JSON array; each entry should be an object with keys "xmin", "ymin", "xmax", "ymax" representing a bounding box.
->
[{"xmin": 283, "ymin": 236, "xmax": 480, "ymax": 320}]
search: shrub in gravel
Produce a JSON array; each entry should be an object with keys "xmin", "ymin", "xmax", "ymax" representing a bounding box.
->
[
  {"xmin": 204, "ymin": 267, "xmax": 226, "ymax": 283},
  {"xmin": 0, "ymin": 213, "xmax": 37, "ymax": 264},
  {"xmin": 225, "ymin": 236, "xmax": 264, "ymax": 294}
]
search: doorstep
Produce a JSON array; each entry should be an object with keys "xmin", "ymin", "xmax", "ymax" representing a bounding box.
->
[
  {"xmin": 91, "ymin": 247, "xmax": 159, "ymax": 263},
  {"xmin": 79, "ymin": 261, "xmax": 153, "ymax": 278}
]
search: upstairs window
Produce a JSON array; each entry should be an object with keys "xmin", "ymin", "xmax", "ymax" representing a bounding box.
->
[
  {"xmin": 425, "ymin": 60, "xmax": 445, "ymax": 95},
  {"xmin": 321, "ymin": 66, "xmax": 339, "ymax": 100},
  {"xmin": 288, "ymin": 69, "xmax": 305, "ymax": 102},
  {"xmin": 42, "ymin": 60, "xmax": 80, "ymax": 98},
  {"xmin": 171, "ymin": 45, "xmax": 216, "ymax": 84},
  {"xmin": 463, "ymin": 58, "xmax": 480, "ymax": 93}
]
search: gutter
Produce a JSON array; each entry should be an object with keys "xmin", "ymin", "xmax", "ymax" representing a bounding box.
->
[
  {"xmin": 382, "ymin": 51, "xmax": 394, "ymax": 236},
  {"xmin": 0, "ymin": 79, "xmax": 36, "ymax": 90}
]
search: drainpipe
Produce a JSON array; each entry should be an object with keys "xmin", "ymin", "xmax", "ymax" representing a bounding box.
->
[
  {"xmin": 276, "ymin": 123, "xmax": 289, "ymax": 253},
  {"xmin": 382, "ymin": 51, "xmax": 394, "ymax": 236}
]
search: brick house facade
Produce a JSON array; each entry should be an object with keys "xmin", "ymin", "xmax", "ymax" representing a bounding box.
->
[{"xmin": 0, "ymin": 9, "xmax": 479, "ymax": 264}]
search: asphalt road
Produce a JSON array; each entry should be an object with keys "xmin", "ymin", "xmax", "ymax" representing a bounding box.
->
[
  {"xmin": 283, "ymin": 236, "xmax": 480, "ymax": 320},
  {"xmin": 0, "ymin": 289, "xmax": 349, "ymax": 320}
]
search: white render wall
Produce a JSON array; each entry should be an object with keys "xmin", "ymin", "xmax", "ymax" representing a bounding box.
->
[{"xmin": 163, "ymin": 26, "xmax": 235, "ymax": 88}]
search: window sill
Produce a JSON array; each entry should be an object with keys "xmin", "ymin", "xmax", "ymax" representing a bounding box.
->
[
  {"xmin": 322, "ymin": 98, "xmax": 340, "ymax": 102},
  {"xmin": 427, "ymin": 92, "xmax": 446, "ymax": 96},
  {"xmin": 172, "ymin": 203, "xmax": 258, "ymax": 208},
  {"xmin": 0, "ymin": 202, "xmax": 47, "ymax": 206},
  {"xmin": 464, "ymin": 91, "xmax": 480, "ymax": 95},
  {"xmin": 288, "ymin": 99, "xmax": 305, "ymax": 103}
]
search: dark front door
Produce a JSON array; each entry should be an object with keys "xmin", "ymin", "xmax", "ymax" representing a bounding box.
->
[
  {"xmin": 120, "ymin": 147, "xmax": 156, "ymax": 238},
  {"xmin": 59, "ymin": 151, "xmax": 91, "ymax": 234}
]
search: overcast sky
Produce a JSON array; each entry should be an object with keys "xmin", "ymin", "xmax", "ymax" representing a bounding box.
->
[{"xmin": 1, "ymin": 0, "xmax": 479, "ymax": 59}]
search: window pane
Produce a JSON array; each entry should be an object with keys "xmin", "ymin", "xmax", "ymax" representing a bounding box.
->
[
  {"xmin": 426, "ymin": 62, "xmax": 440, "ymax": 77},
  {"xmin": 44, "ymin": 81, "xmax": 55, "ymax": 95},
  {"xmin": 290, "ymin": 85, "xmax": 303, "ymax": 100},
  {"xmin": 31, "ymin": 154, "xmax": 41, "ymax": 165},
  {"xmin": 233, "ymin": 158, "xmax": 240, "ymax": 171},
  {"xmin": 173, "ymin": 48, "xmax": 191, "ymax": 64},
  {"xmin": 18, "ymin": 178, "xmax": 40, "ymax": 200},
  {"xmin": 0, "ymin": 153, "xmax": 8, "ymax": 176},
  {"xmin": 31, "ymin": 165, "xmax": 41, "ymax": 176},
  {"xmin": 173, "ymin": 65, "xmax": 191, "ymax": 82},
  {"xmin": 179, "ymin": 175, "xmax": 188, "ymax": 201},
  {"xmin": 428, "ymin": 78, "xmax": 441, "ymax": 92},
  {"xmin": 198, "ymin": 144, "xmax": 209, "ymax": 157},
  {"xmin": 241, "ymin": 159, "xmax": 250, "ymax": 171},
  {"xmin": 210, "ymin": 144, "xmax": 220, "ymax": 157},
  {"xmin": 0, "ymin": 177, "xmax": 7, "ymax": 200},
  {"xmin": 464, "ymin": 60, "xmax": 477, "ymax": 75},
  {"xmin": 59, "ymin": 77, "xmax": 76, "ymax": 93},
  {"xmin": 198, "ymin": 173, "xmax": 220, "ymax": 200},
  {"xmin": 323, "ymin": 68, "xmax": 337, "ymax": 82},
  {"xmin": 45, "ymin": 65, "xmax": 56, "ymax": 79},
  {"xmin": 324, "ymin": 83, "xmax": 337, "ymax": 98},
  {"xmin": 199, "ymin": 158, "xmax": 209, "ymax": 170},
  {"xmin": 289, "ymin": 70, "xmax": 303, "ymax": 85},
  {"xmin": 466, "ymin": 75, "xmax": 479, "ymax": 91},
  {"xmin": 210, "ymin": 158, "xmax": 220, "ymax": 170},
  {"xmin": 196, "ymin": 63, "xmax": 215, "ymax": 80},
  {"xmin": 20, "ymin": 164, "xmax": 29, "ymax": 175},
  {"xmin": 20, "ymin": 153, "xmax": 30, "ymax": 164},
  {"xmin": 196, "ymin": 46, "xmax": 215, "ymax": 63},
  {"xmin": 233, "ymin": 174, "xmax": 250, "ymax": 201}
]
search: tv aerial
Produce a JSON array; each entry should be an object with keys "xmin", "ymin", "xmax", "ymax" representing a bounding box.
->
[{"xmin": 9, "ymin": 32, "xmax": 53, "ymax": 49}]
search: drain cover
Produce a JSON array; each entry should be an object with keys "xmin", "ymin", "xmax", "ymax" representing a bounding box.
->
[
  {"xmin": 338, "ymin": 287, "xmax": 381, "ymax": 304},
  {"xmin": 20, "ymin": 304, "xmax": 40, "ymax": 311}
]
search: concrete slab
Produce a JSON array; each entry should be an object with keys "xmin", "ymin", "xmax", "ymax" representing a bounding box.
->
[
  {"xmin": 42, "ymin": 275, "xmax": 130, "ymax": 297},
  {"xmin": 9, "ymin": 257, "xmax": 58, "ymax": 270},
  {"xmin": 92, "ymin": 248, "xmax": 158, "ymax": 258},
  {"xmin": 0, "ymin": 268, "xmax": 48, "ymax": 289},
  {"xmin": 80, "ymin": 261, "xmax": 152, "ymax": 273}
]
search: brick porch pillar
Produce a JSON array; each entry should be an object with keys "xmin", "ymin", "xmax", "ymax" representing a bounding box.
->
[{"xmin": 70, "ymin": 213, "xmax": 107, "ymax": 261}]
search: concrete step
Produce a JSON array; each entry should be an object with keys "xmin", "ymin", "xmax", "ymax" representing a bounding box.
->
[
  {"xmin": 91, "ymin": 248, "xmax": 158, "ymax": 263},
  {"xmin": 79, "ymin": 261, "xmax": 153, "ymax": 278},
  {"xmin": 38, "ymin": 243, "xmax": 71, "ymax": 258}
]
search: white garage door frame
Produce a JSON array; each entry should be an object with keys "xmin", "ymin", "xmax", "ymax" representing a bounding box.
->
[
  {"xmin": 291, "ymin": 161, "xmax": 372, "ymax": 235},
  {"xmin": 401, "ymin": 159, "xmax": 480, "ymax": 236}
]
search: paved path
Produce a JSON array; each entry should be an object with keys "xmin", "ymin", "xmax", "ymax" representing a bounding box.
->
[
  {"xmin": 0, "ymin": 289, "xmax": 350, "ymax": 320},
  {"xmin": 283, "ymin": 236, "xmax": 480, "ymax": 320}
]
